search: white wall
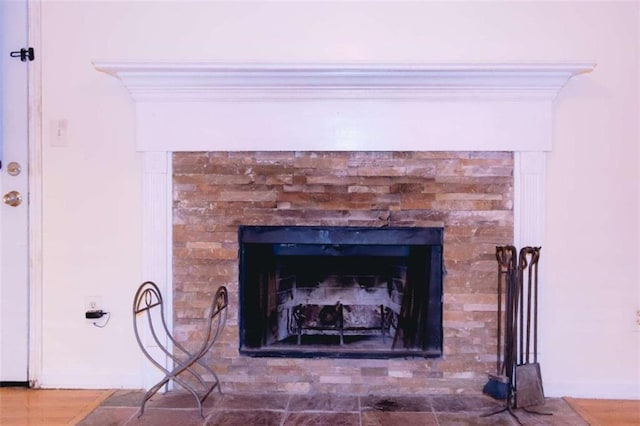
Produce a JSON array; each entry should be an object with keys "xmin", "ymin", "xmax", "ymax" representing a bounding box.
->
[
  {"xmin": 543, "ymin": 4, "xmax": 639, "ymax": 398},
  {"xmin": 38, "ymin": 1, "xmax": 639, "ymax": 397}
]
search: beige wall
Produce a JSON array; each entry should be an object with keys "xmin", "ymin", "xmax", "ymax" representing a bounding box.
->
[{"xmin": 39, "ymin": 1, "xmax": 639, "ymax": 397}]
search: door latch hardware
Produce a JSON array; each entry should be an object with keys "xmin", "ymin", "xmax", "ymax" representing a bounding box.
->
[
  {"xmin": 9, "ymin": 47, "xmax": 34, "ymax": 62},
  {"xmin": 6, "ymin": 162, "xmax": 21, "ymax": 176},
  {"xmin": 3, "ymin": 191, "xmax": 22, "ymax": 207}
]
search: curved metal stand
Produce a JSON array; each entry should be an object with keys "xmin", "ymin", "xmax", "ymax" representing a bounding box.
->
[
  {"xmin": 483, "ymin": 402, "xmax": 523, "ymax": 425},
  {"xmin": 133, "ymin": 281, "xmax": 228, "ymax": 418}
]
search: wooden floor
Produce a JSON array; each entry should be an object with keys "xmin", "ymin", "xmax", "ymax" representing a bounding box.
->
[
  {"xmin": 564, "ymin": 397, "xmax": 640, "ymax": 426},
  {"xmin": 0, "ymin": 388, "xmax": 113, "ymax": 426},
  {"xmin": 0, "ymin": 388, "xmax": 638, "ymax": 425}
]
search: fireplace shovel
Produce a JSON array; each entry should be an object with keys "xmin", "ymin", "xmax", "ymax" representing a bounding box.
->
[{"xmin": 515, "ymin": 247, "xmax": 546, "ymax": 409}]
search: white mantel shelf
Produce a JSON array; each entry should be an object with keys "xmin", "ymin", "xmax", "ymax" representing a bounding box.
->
[
  {"xmin": 95, "ymin": 62, "xmax": 593, "ymax": 152},
  {"xmin": 95, "ymin": 62, "xmax": 592, "ymax": 99}
]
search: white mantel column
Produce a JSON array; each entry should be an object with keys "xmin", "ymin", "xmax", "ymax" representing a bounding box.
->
[
  {"xmin": 514, "ymin": 151, "xmax": 547, "ymax": 248},
  {"xmin": 141, "ymin": 151, "xmax": 172, "ymax": 388}
]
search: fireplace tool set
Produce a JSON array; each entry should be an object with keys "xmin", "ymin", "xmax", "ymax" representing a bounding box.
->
[{"xmin": 483, "ymin": 245, "xmax": 550, "ymax": 424}]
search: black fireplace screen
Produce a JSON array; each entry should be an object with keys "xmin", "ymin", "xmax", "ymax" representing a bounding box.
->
[{"xmin": 238, "ymin": 226, "xmax": 443, "ymax": 359}]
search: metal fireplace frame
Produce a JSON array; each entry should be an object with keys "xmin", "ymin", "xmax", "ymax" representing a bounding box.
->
[{"xmin": 238, "ymin": 226, "xmax": 443, "ymax": 359}]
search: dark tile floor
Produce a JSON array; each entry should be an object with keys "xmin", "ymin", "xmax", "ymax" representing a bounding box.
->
[{"xmin": 78, "ymin": 389, "xmax": 588, "ymax": 426}]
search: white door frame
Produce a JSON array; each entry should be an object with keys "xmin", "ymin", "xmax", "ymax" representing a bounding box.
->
[{"xmin": 26, "ymin": 0, "xmax": 43, "ymax": 388}]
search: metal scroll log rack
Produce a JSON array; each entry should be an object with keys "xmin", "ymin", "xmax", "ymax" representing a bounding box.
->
[
  {"xmin": 133, "ymin": 281, "xmax": 228, "ymax": 418},
  {"xmin": 482, "ymin": 246, "xmax": 551, "ymax": 424}
]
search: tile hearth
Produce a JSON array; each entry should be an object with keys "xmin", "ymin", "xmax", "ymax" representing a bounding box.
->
[{"xmin": 78, "ymin": 389, "xmax": 587, "ymax": 425}]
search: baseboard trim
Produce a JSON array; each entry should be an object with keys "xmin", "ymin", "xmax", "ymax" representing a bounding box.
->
[
  {"xmin": 545, "ymin": 379, "xmax": 640, "ymax": 399},
  {"xmin": 39, "ymin": 370, "xmax": 141, "ymax": 389}
]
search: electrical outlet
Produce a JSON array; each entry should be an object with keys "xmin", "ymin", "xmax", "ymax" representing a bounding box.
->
[
  {"xmin": 636, "ymin": 310, "xmax": 640, "ymax": 329},
  {"xmin": 85, "ymin": 296, "xmax": 102, "ymax": 312}
]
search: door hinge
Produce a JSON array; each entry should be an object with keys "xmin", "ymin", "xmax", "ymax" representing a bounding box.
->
[{"xmin": 9, "ymin": 47, "xmax": 34, "ymax": 62}]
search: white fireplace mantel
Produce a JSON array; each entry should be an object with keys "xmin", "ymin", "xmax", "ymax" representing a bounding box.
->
[
  {"xmin": 95, "ymin": 62, "xmax": 592, "ymax": 152},
  {"xmin": 94, "ymin": 62, "xmax": 592, "ymax": 386}
]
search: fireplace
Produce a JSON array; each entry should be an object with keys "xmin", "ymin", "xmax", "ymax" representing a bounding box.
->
[
  {"xmin": 96, "ymin": 62, "xmax": 591, "ymax": 393},
  {"xmin": 239, "ymin": 226, "xmax": 443, "ymax": 358}
]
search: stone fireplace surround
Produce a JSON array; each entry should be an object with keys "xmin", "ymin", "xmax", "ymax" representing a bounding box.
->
[{"xmin": 96, "ymin": 62, "xmax": 591, "ymax": 393}]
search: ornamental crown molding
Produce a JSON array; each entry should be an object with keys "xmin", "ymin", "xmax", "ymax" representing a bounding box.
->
[{"xmin": 94, "ymin": 62, "xmax": 594, "ymax": 101}]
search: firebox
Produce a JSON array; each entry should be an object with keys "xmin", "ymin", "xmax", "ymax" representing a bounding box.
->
[{"xmin": 239, "ymin": 226, "xmax": 443, "ymax": 358}]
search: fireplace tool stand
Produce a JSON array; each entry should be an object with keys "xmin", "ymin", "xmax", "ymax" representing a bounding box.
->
[
  {"xmin": 482, "ymin": 246, "xmax": 551, "ymax": 424},
  {"xmin": 482, "ymin": 245, "xmax": 522, "ymax": 424}
]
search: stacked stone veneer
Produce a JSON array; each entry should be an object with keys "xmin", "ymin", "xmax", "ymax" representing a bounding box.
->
[{"xmin": 173, "ymin": 151, "xmax": 513, "ymax": 395}]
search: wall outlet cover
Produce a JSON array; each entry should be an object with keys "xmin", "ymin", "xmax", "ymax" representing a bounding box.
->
[{"xmin": 84, "ymin": 296, "xmax": 102, "ymax": 312}]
